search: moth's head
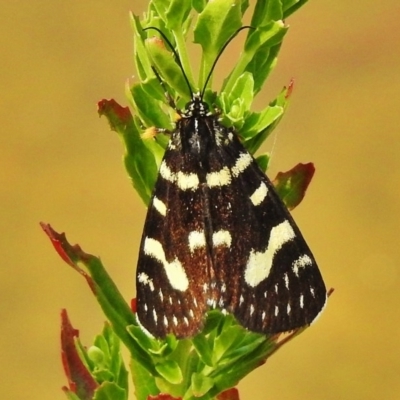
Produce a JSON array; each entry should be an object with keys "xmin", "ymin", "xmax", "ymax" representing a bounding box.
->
[{"xmin": 183, "ymin": 93, "xmax": 209, "ymax": 118}]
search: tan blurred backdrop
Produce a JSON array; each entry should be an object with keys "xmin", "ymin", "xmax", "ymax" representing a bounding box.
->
[{"xmin": 1, "ymin": 1, "xmax": 399, "ymax": 399}]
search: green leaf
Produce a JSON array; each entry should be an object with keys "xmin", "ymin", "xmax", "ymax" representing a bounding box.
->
[
  {"xmin": 227, "ymin": 72, "xmax": 254, "ymax": 111},
  {"xmin": 282, "ymin": 0, "xmax": 309, "ymax": 18},
  {"xmin": 251, "ymin": 0, "xmax": 283, "ymax": 26},
  {"xmin": 93, "ymin": 382, "xmax": 127, "ymax": 400},
  {"xmin": 192, "ymin": 0, "xmax": 207, "ymax": 13},
  {"xmin": 246, "ymin": 41, "xmax": 283, "ymax": 94},
  {"xmin": 97, "ymin": 98, "xmax": 158, "ymax": 205},
  {"xmin": 191, "ymin": 373, "xmax": 214, "ymax": 397},
  {"xmin": 194, "ymin": 0, "xmax": 242, "ymax": 54},
  {"xmin": 255, "ymin": 153, "xmax": 270, "ymax": 172},
  {"xmin": 131, "ymin": 14, "xmax": 157, "ymax": 83},
  {"xmin": 148, "ymin": 1, "xmax": 169, "ymax": 27},
  {"xmin": 127, "ymin": 324, "xmax": 165, "ymax": 356},
  {"xmin": 244, "ymin": 20, "xmax": 287, "ymax": 63},
  {"xmin": 220, "ymin": 72, "xmax": 254, "ymax": 128},
  {"xmin": 130, "ymin": 83, "xmax": 172, "ymax": 128},
  {"xmin": 164, "ymin": 0, "xmax": 192, "ymax": 30},
  {"xmin": 192, "ymin": 333, "xmax": 213, "ymax": 367},
  {"xmin": 145, "ymin": 36, "xmax": 194, "ymax": 100},
  {"xmin": 241, "ymin": 82, "xmax": 293, "ymax": 154},
  {"xmin": 241, "ymin": 105, "xmax": 283, "ymax": 148},
  {"xmin": 155, "ymin": 360, "xmax": 183, "ymax": 385},
  {"xmin": 213, "ymin": 326, "xmax": 244, "ymax": 364},
  {"xmin": 130, "ymin": 357, "xmax": 159, "ymax": 400},
  {"xmin": 194, "ymin": 0, "xmax": 242, "ymax": 87},
  {"xmin": 222, "ymin": 20, "xmax": 287, "ymax": 95}
]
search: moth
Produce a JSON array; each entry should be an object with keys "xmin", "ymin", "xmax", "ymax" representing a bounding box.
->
[{"xmin": 135, "ymin": 29, "xmax": 327, "ymax": 339}]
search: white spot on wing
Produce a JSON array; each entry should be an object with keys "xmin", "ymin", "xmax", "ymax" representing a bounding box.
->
[
  {"xmin": 138, "ymin": 272, "xmax": 155, "ymax": 292},
  {"xmin": 206, "ymin": 167, "xmax": 231, "ymax": 187},
  {"xmin": 160, "ymin": 161, "xmax": 174, "ymax": 182},
  {"xmin": 212, "ymin": 230, "xmax": 232, "ymax": 248},
  {"xmin": 153, "ymin": 196, "xmax": 167, "ymax": 216},
  {"xmin": 300, "ymin": 294, "xmax": 304, "ymax": 308},
  {"xmin": 207, "ymin": 298, "xmax": 217, "ymax": 308},
  {"xmin": 173, "ymin": 316, "xmax": 178, "ymax": 326},
  {"xmin": 143, "ymin": 237, "xmax": 189, "ymax": 291},
  {"xmin": 188, "ymin": 230, "xmax": 206, "ymax": 252},
  {"xmin": 287, "ymin": 303, "xmax": 291, "ymax": 315},
  {"xmin": 159, "ymin": 160, "xmax": 199, "ymax": 190},
  {"xmin": 274, "ymin": 306, "xmax": 279, "ymax": 316},
  {"xmin": 250, "ymin": 304, "xmax": 255, "ymax": 316},
  {"xmin": 250, "ymin": 182, "xmax": 268, "ymax": 206},
  {"xmin": 153, "ymin": 309, "xmax": 157, "ymax": 323},
  {"xmin": 293, "ymin": 254, "xmax": 313, "ymax": 276},
  {"xmin": 176, "ymin": 171, "xmax": 199, "ymax": 190},
  {"xmin": 244, "ymin": 220, "xmax": 296, "ymax": 287},
  {"xmin": 284, "ymin": 273, "xmax": 289, "ymax": 289},
  {"xmin": 164, "ymin": 316, "xmax": 168, "ymax": 327},
  {"xmin": 231, "ymin": 152, "xmax": 252, "ymax": 177}
]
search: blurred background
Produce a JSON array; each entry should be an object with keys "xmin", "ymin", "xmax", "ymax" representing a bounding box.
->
[{"xmin": 1, "ymin": 1, "xmax": 399, "ymax": 399}]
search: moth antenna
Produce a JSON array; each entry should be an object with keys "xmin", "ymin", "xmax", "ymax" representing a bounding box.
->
[
  {"xmin": 144, "ymin": 26, "xmax": 194, "ymax": 100},
  {"xmin": 200, "ymin": 25, "xmax": 254, "ymax": 101}
]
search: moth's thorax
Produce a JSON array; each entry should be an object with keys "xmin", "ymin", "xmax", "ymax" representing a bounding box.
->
[{"xmin": 172, "ymin": 97, "xmax": 228, "ymax": 157}]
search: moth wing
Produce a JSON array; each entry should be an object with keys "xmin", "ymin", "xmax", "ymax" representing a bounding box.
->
[
  {"xmin": 205, "ymin": 131, "xmax": 327, "ymax": 334},
  {"xmin": 136, "ymin": 140, "xmax": 211, "ymax": 338}
]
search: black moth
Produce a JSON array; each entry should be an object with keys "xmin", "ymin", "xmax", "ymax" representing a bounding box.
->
[{"xmin": 135, "ymin": 28, "xmax": 327, "ymax": 339}]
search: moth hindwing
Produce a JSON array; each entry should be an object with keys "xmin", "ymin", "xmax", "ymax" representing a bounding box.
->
[{"xmin": 135, "ymin": 95, "xmax": 327, "ymax": 338}]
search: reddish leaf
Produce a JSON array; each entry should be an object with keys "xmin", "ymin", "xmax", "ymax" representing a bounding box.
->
[
  {"xmin": 61, "ymin": 309, "xmax": 98, "ymax": 399},
  {"xmin": 217, "ymin": 388, "xmax": 240, "ymax": 400},
  {"xmin": 40, "ymin": 222, "xmax": 95, "ymax": 292},
  {"xmin": 285, "ymin": 78, "xmax": 294, "ymax": 99},
  {"xmin": 98, "ymin": 98, "xmax": 132, "ymax": 132},
  {"xmin": 148, "ymin": 394, "xmax": 182, "ymax": 400},
  {"xmin": 272, "ymin": 163, "xmax": 315, "ymax": 210},
  {"xmin": 131, "ymin": 298, "xmax": 137, "ymax": 313}
]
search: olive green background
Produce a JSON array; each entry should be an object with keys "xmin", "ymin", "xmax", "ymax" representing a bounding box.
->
[{"xmin": 1, "ymin": 1, "xmax": 399, "ymax": 399}]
